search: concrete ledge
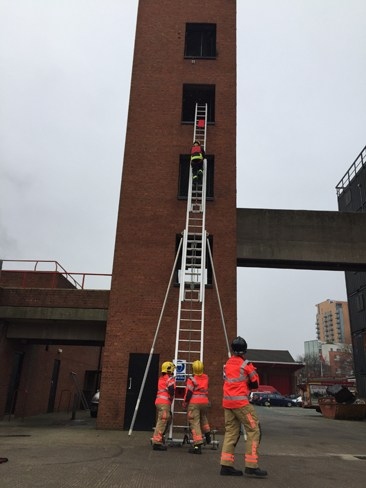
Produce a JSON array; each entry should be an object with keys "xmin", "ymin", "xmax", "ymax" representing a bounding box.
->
[
  {"xmin": 237, "ymin": 208, "xmax": 366, "ymax": 270},
  {"xmin": 0, "ymin": 306, "xmax": 107, "ymax": 321}
]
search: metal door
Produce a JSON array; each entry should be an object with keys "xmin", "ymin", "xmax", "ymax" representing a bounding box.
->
[{"xmin": 123, "ymin": 353, "xmax": 159, "ymax": 431}]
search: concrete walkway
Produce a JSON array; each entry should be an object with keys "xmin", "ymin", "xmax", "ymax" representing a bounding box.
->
[{"xmin": 0, "ymin": 406, "xmax": 365, "ymax": 487}]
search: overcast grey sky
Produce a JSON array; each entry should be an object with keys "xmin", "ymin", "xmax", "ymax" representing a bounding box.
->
[{"xmin": 1, "ymin": 1, "xmax": 366, "ymax": 359}]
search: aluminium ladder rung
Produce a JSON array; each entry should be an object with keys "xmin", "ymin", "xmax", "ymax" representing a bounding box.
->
[
  {"xmin": 178, "ymin": 350, "xmax": 201, "ymax": 354},
  {"xmin": 178, "ymin": 339, "xmax": 201, "ymax": 343},
  {"xmin": 179, "ymin": 329, "xmax": 201, "ymax": 333}
]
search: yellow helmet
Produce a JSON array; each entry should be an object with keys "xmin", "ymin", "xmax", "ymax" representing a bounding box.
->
[
  {"xmin": 161, "ymin": 361, "xmax": 175, "ymax": 373},
  {"xmin": 192, "ymin": 360, "xmax": 204, "ymax": 376}
]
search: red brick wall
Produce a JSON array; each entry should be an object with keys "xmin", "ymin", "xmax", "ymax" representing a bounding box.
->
[
  {"xmin": 0, "ymin": 285, "xmax": 107, "ymax": 419},
  {"xmin": 0, "ymin": 339, "xmax": 101, "ymax": 419},
  {"xmin": 98, "ymin": 0, "xmax": 237, "ymax": 431},
  {"xmin": 0, "ymin": 270, "xmax": 76, "ymax": 289},
  {"xmin": 14, "ymin": 344, "xmax": 101, "ymax": 417},
  {"xmin": 0, "ymin": 288, "xmax": 109, "ymax": 309}
]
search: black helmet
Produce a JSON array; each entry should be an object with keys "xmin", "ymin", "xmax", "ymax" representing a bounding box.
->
[{"xmin": 231, "ymin": 336, "xmax": 247, "ymax": 355}]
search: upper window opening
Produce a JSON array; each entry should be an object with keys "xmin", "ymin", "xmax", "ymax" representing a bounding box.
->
[
  {"xmin": 185, "ymin": 23, "xmax": 216, "ymax": 58},
  {"xmin": 182, "ymin": 84, "xmax": 215, "ymax": 124}
]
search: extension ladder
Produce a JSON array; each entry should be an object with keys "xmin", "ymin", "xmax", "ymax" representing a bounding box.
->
[
  {"xmin": 168, "ymin": 104, "xmax": 209, "ymax": 442},
  {"xmin": 128, "ymin": 104, "xmax": 228, "ymax": 445}
]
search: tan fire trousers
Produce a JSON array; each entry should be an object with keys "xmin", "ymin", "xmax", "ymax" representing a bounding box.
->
[
  {"xmin": 187, "ymin": 404, "xmax": 210, "ymax": 446},
  {"xmin": 221, "ymin": 404, "xmax": 261, "ymax": 468},
  {"xmin": 152, "ymin": 404, "xmax": 171, "ymax": 445}
]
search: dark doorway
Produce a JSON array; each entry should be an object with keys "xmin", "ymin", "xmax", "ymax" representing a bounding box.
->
[
  {"xmin": 83, "ymin": 370, "xmax": 101, "ymax": 405},
  {"xmin": 47, "ymin": 359, "xmax": 61, "ymax": 413},
  {"xmin": 123, "ymin": 353, "xmax": 159, "ymax": 431},
  {"xmin": 5, "ymin": 352, "xmax": 25, "ymax": 414}
]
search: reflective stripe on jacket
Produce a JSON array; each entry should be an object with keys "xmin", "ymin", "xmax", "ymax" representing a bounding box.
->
[
  {"xmin": 185, "ymin": 374, "xmax": 209, "ymax": 405},
  {"xmin": 190, "ymin": 145, "xmax": 204, "ymax": 161},
  {"xmin": 155, "ymin": 374, "xmax": 176, "ymax": 405},
  {"xmin": 222, "ymin": 355, "xmax": 259, "ymax": 409}
]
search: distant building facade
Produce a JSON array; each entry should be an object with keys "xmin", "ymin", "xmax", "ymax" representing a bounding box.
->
[
  {"xmin": 304, "ymin": 339, "xmax": 321, "ymax": 358},
  {"xmin": 246, "ymin": 349, "xmax": 304, "ymax": 396},
  {"xmin": 316, "ymin": 299, "xmax": 351, "ymax": 345}
]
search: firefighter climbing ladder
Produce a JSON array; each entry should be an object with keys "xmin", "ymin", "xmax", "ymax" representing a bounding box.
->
[{"xmin": 128, "ymin": 104, "xmax": 230, "ymax": 444}]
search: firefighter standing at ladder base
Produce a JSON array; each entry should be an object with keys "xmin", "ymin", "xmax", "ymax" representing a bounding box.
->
[
  {"xmin": 190, "ymin": 141, "xmax": 205, "ymax": 183},
  {"xmin": 152, "ymin": 361, "xmax": 176, "ymax": 451},
  {"xmin": 182, "ymin": 360, "xmax": 212, "ymax": 454},
  {"xmin": 220, "ymin": 337, "xmax": 268, "ymax": 478}
]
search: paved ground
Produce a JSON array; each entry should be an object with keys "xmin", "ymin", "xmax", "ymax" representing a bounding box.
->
[{"xmin": 0, "ymin": 406, "xmax": 365, "ymax": 487}]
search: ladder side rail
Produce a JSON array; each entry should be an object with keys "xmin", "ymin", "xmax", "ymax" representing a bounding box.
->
[
  {"xmin": 193, "ymin": 104, "xmax": 199, "ymax": 142},
  {"xmin": 179, "ymin": 228, "xmax": 189, "ymax": 303},
  {"xmin": 128, "ymin": 238, "xmax": 183, "ymax": 436},
  {"xmin": 198, "ymin": 234, "xmax": 207, "ymax": 362},
  {"xmin": 206, "ymin": 238, "xmax": 231, "ymax": 357},
  {"xmin": 199, "ymin": 158, "xmax": 207, "ymax": 302},
  {"xmin": 203, "ymin": 102, "xmax": 208, "ymax": 151},
  {"xmin": 180, "ymin": 162, "xmax": 195, "ymax": 301}
]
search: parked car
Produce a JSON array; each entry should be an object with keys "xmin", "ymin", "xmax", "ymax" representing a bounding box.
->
[
  {"xmin": 288, "ymin": 393, "xmax": 303, "ymax": 407},
  {"xmin": 294, "ymin": 395, "xmax": 303, "ymax": 407},
  {"xmin": 90, "ymin": 390, "xmax": 100, "ymax": 418},
  {"xmin": 252, "ymin": 393, "xmax": 296, "ymax": 407},
  {"xmin": 249, "ymin": 391, "xmax": 272, "ymax": 403}
]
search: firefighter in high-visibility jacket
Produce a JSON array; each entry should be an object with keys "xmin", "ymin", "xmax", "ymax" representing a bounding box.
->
[
  {"xmin": 190, "ymin": 141, "xmax": 205, "ymax": 183},
  {"xmin": 182, "ymin": 360, "xmax": 212, "ymax": 454},
  {"xmin": 152, "ymin": 361, "xmax": 176, "ymax": 451},
  {"xmin": 220, "ymin": 337, "xmax": 268, "ymax": 478}
]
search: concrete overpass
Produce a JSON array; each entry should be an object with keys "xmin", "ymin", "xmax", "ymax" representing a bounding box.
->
[
  {"xmin": 2, "ymin": 208, "xmax": 366, "ymax": 343},
  {"xmin": 237, "ymin": 208, "xmax": 366, "ymax": 271},
  {"xmin": 0, "ymin": 287, "xmax": 108, "ymax": 345}
]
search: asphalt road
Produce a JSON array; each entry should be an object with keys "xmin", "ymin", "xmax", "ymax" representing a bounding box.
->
[{"xmin": 0, "ymin": 405, "xmax": 365, "ymax": 487}]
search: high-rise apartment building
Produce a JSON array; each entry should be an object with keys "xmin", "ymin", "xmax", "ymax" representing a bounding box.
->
[{"xmin": 315, "ymin": 299, "xmax": 351, "ymax": 345}]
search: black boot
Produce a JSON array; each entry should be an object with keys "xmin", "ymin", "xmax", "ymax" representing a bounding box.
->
[
  {"xmin": 153, "ymin": 444, "xmax": 167, "ymax": 451},
  {"xmin": 220, "ymin": 466, "xmax": 243, "ymax": 476},
  {"xmin": 188, "ymin": 445, "xmax": 202, "ymax": 454},
  {"xmin": 244, "ymin": 467, "xmax": 268, "ymax": 477},
  {"xmin": 205, "ymin": 432, "xmax": 212, "ymax": 445}
]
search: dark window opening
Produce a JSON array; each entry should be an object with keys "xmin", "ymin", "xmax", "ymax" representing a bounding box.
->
[
  {"xmin": 174, "ymin": 234, "xmax": 213, "ymax": 286},
  {"xmin": 182, "ymin": 84, "xmax": 215, "ymax": 123},
  {"xmin": 178, "ymin": 154, "xmax": 214, "ymax": 199},
  {"xmin": 185, "ymin": 23, "xmax": 216, "ymax": 58}
]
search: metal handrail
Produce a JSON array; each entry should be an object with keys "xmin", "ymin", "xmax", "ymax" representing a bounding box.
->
[
  {"xmin": 0, "ymin": 259, "xmax": 111, "ymax": 290},
  {"xmin": 336, "ymin": 146, "xmax": 366, "ymax": 196}
]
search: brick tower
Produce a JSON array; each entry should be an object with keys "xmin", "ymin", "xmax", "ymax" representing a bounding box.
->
[{"xmin": 97, "ymin": 0, "xmax": 237, "ymax": 430}]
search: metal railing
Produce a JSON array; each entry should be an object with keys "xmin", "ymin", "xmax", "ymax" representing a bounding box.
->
[
  {"xmin": 336, "ymin": 146, "xmax": 366, "ymax": 196},
  {"xmin": 0, "ymin": 259, "xmax": 111, "ymax": 290}
]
